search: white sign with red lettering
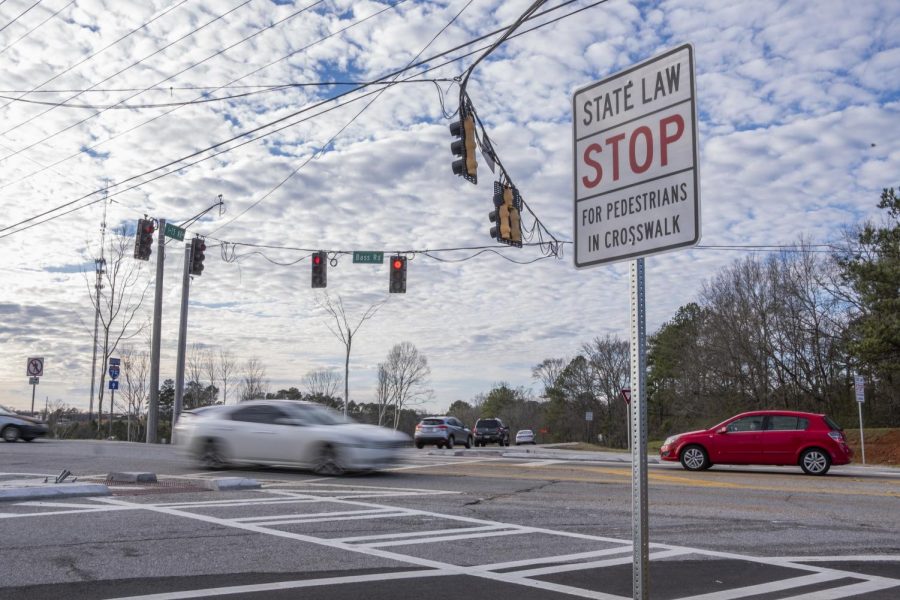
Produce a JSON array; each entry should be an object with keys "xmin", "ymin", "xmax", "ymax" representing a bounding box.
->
[{"xmin": 573, "ymin": 44, "xmax": 700, "ymax": 268}]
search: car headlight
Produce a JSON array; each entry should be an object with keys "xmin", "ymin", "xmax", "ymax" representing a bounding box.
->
[{"xmin": 663, "ymin": 435, "xmax": 680, "ymax": 446}]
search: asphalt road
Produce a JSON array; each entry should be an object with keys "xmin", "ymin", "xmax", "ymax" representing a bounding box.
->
[{"xmin": 1, "ymin": 440, "xmax": 898, "ymax": 600}]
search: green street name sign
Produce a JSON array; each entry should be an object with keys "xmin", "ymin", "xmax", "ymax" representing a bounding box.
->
[
  {"xmin": 352, "ymin": 251, "xmax": 384, "ymax": 264},
  {"xmin": 164, "ymin": 222, "xmax": 185, "ymax": 241}
]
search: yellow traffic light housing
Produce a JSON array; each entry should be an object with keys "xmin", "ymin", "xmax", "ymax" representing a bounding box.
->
[{"xmin": 489, "ymin": 182, "xmax": 523, "ymax": 247}]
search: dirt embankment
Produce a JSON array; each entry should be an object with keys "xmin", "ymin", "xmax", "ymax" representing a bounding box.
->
[{"xmin": 844, "ymin": 429, "xmax": 900, "ymax": 465}]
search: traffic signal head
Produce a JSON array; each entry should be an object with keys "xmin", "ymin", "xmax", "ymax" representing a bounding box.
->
[
  {"xmin": 489, "ymin": 182, "xmax": 523, "ymax": 247},
  {"xmin": 311, "ymin": 251, "xmax": 327, "ymax": 288},
  {"xmin": 133, "ymin": 218, "xmax": 155, "ymax": 260},
  {"xmin": 190, "ymin": 237, "xmax": 206, "ymax": 275},
  {"xmin": 389, "ymin": 255, "xmax": 407, "ymax": 294},
  {"xmin": 449, "ymin": 114, "xmax": 477, "ymax": 184}
]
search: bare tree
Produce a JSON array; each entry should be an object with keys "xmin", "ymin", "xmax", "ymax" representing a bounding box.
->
[
  {"xmin": 375, "ymin": 364, "xmax": 391, "ymax": 426},
  {"xmin": 382, "ymin": 342, "xmax": 432, "ymax": 429},
  {"xmin": 302, "ymin": 368, "xmax": 342, "ymax": 399},
  {"xmin": 239, "ymin": 357, "xmax": 268, "ymax": 401},
  {"xmin": 202, "ymin": 348, "xmax": 219, "ymax": 405},
  {"xmin": 84, "ymin": 225, "xmax": 151, "ymax": 434},
  {"xmin": 532, "ymin": 357, "xmax": 566, "ymax": 399},
  {"xmin": 119, "ymin": 344, "xmax": 149, "ymax": 442},
  {"xmin": 218, "ymin": 348, "xmax": 237, "ymax": 404},
  {"xmin": 316, "ymin": 294, "xmax": 385, "ymax": 416},
  {"xmin": 185, "ymin": 343, "xmax": 205, "ymax": 409}
]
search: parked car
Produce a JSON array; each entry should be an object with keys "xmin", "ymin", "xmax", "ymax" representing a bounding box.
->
[
  {"xmin": 1, "ymin": 405, "xmax": 49, "ymax": 442},
  {"xmin": 659, "ymin": 410, "xmax": 853, "ymax": 475},
  {"xmin": 173, "ymin": 400, "xmax": 410, "ymax": 474},
  {"xmin": 474, "ymin": 418, "xmax": 510, "ymax": 447},
  {"xmin": 515, "ymin": 429, "xmax": 536, "ymax": 445},
  {"xmin": 414, "ymin": 416, "xmax": 472, "ymax": 449}
]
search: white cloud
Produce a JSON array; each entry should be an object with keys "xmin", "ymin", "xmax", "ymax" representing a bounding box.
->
[{"xmin": 0, "ymin": 0, "xmax": 897, "ymax": 416}]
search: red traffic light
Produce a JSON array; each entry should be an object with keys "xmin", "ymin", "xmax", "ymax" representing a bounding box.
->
[
  {"xmin": 313, "ymin": 255, "xmax": 322, "ymax": 265},
  {"xmin": 143, "ymin": 223, "xmax": 154, "ymax": 234},
  {"xmin": 392, "ymin": 259, "xmax": 403, "ymax": 270}
]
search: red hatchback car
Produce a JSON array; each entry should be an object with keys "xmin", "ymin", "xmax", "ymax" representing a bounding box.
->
[{"xmin": 659, "ymin": 410, "xmax": 853, "ymax": 475}]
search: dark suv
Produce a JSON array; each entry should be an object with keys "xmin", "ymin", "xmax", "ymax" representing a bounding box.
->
[{"xmin": 474, "ymin": 418, "xmax": 510, "ymax": 447}]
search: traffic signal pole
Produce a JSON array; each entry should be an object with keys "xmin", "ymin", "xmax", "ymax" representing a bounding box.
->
[
  {"xmin": 174, "ymin": 244, "xmax": 192, "ymax": 426},
  {"xmin": 146, "ymin": 219, "xmax": 165, "ymax": 443}
]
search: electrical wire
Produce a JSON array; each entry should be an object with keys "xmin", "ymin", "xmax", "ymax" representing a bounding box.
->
[
  {"xmin": 0, "ymin": 0, "xmax": 75, "ymax": 57},
  {"xmin": 0, "ymin": 0, "xmax": 191, "ymax": 114},
  {"xmin": 0, "ymin": 0, "xmax": 258, "ymax": 162},
  {"xmin": 0, "ymin": 0, "xmax": 412, "ymax": 193},
  {"xmin": 206, "ymin": 0, "xmax": 475, "ymax": 237},
  {"xmin": 0, "ymin": 78, "xmax": 455, "ymax": 110},
  {"xmin": 0, "ymin": 0, "xmax": 43, "ymax": 35},
  {"xmin": 0, "ymin": 0, "xmax": 603, "ymax": 239}
]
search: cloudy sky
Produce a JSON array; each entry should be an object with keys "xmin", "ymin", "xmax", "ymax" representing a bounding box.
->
[{"xmin": 0, "ymin": 0, "xmax": 897, "ymax": 415}]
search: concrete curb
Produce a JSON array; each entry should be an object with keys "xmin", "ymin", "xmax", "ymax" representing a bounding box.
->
[
  {"xmin": 0, "ymin": 483, "xmax": 110, "ymax": 502},
  {"xmin": 201, "ymin": 477, "xmax": 261, "ymax": 491},
  {"xmin": 106, "ymin": 472, "xmax": 158, "ymax": 483},
  {"xmin": 426, "ymin": 448, "xmax": 659, "ymax": 464}
]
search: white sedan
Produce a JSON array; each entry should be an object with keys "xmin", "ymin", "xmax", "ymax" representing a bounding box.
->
[
  {"xmin": 515, "ymin": 429, "xmax": 536, "ymax": 445},
  {"xmin": 173, "ymin": 400, "xmax": 410, "ymax": 475}
]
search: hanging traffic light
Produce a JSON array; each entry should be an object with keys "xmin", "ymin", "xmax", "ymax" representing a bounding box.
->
[
  {"xmin": 311, "ymin": 251, "xmax": 327, "ymax": 288},
  {"xmin": 389, "ymin": 255, "xmax": 407, "ymax": 294},
  {"xmin": 133, "ymin": 218, "xmax": 155, "ymax": 260},
  {"xmin": 489, "ymin": 182, "xmax": 523, "ymax": 247},
  {"xmin": 189, "ymin": 237, "xmax": 206, "ymax": 276},
  {"xmin": 450, "ymin": 112, "xmax": 477, "ymax": 184}
]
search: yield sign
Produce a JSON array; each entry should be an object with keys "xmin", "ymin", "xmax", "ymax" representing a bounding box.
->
[{"xmin": 620, "ymin": 387, "xmax": 631, "ymax": 404}]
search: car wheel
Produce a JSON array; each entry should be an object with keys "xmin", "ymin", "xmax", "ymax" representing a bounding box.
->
[
  {"xmin": 313, "ymin": 444, "xmax": 344, "ymax": 476},
  {"xmin": 415, "ymin": 441, "xmax": 424, "ymax": 449},
  {"xmin": 2, "ymin": 426, "xmax": 21, "ymax": 442},
  {"xmin": 800, "ymin": 448, "xmax": 831, "ymax": 475},
  {"xmin": 465, "ymin": 436, "xmax": 472, "ymax": 449},
  {"xmin": 446, "ymin": 436, "xmax": 455, "ymax": 449},
  {"xmin": 437, "ymin": 441, "xmax": 444, "ymax": 449},
  {"xmin": 199, "ymin": 440, "xmax": 228, "ymax": 470},
  {"xmin": 680, "ymin": 445, "xmax": 709, "ymax": 471}
]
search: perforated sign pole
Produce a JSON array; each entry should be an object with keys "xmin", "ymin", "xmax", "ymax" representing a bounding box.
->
[{"xmin": 630, "ymin": 258, "xmax": 649, "ymax": 599}]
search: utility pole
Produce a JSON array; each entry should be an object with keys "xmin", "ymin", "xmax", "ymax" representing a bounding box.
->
[
  {"xmin": 88, "ymin": 194, "xmax": 109, "ymax": 423},
  {"xmin": 146, "ymin": 219, "xmax": 165, "ymax": 443},
  {"xmin": 174, "ymin": 244, "xmax": 192, "ymax": 426}
]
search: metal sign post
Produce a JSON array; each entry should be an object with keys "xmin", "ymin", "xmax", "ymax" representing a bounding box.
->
[
  {"xmin": 855, "ymin": 374, "xmax": 866, "ymax": 464},
  {"xmin": 630, "ymin": 258, "xmax": 649, "ymax": 597}
]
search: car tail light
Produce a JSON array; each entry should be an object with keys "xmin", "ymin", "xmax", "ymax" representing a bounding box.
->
[
  {"xmin": 827, "ymin": 431, "xmax": 843, "ymax": 442},
  {"xmin": 415, "ymin": 424, "xmax": 421, "ymax": 430}
]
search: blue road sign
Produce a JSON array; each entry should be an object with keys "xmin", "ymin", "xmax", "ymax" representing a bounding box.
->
[
  {"xmin": 109, "ymin": 366, "xmax": 120, "ymax": 379},
  {"xmin": 108, "ymin": 380, "xmax": 119, "ymax": 390},
  {"xmin": 109, "ymin": 357, "xmax": 121, "ymax": 366}
]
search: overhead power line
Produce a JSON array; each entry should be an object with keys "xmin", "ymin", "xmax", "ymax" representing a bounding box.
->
[
  {"xmin": 0, "ymin": 0, "xmax": 75, "ymax": 57},
  {"xmin": 0, "ymin": 0, "xmax": 43, "ymax": 36},
  {"xmin": 0, "ymin": 0, "xmax": 407, "ymax": 192},
  {"xmin": 0, "ymin": 0, "xmax": 600, "ymax": 240}
]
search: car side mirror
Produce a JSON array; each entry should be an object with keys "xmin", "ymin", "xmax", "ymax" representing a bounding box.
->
[{"xmin": 716, "ymin": 426, "xmax": 728, "ymax": 434}]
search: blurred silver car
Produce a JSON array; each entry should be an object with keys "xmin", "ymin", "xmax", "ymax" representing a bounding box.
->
[
  {"xmin": 1, "ymin": 405, "xmax": 49, "ymax": 442},
  {"xmin": 174, "ymin": 400, "xmax": 410, "ymax": 475},
  {"xmin": 515, "ymin": 429, "xmax": 536, "ymax": 445}
]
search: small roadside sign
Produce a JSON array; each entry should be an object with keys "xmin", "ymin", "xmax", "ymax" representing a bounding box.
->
[
  {"xmin": 585, "ymin": 411, "xmax": 593, "ymax": 422},
  {"xmin": 573, "ymin": 44, "xmax": 700, "ymax": 268},
  {"xmin": 621, "ymin": 388, "xmax": 631, "ymax": 404},
  {"xmin": 353, "ymin": 251, "xmax": 384, "ymax": 264},
  {"xmin": 29, "ymin": 377, "xmax": 39, "ymax": 385},
  {"xmin": 854, "ymin": 375, "xmax": 865, "ymax": 404},
  {"xmin": 164, "ymin": 222, "xmax": 185, "ymax": 241},
  {"xmin": 26, "ymin": 357, "xmax": 44, "ymax": 377},
  {"xmin": 109, "ymin": 380, "xmax": 119, "ymax": 390}
]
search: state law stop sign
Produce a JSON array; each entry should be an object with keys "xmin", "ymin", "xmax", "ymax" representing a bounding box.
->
[{"xmin": 573, "ymin": 44, "xmax": 700, "ymax": 268}]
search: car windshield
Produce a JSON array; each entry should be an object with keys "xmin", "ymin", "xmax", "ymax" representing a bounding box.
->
[
  {"xmin": 518, "ymin": 430, "xmax": 532, "ymax": 435},
  {"xmin": 421, "ymin": 418, "xmax": 445, "ymax": 426},
  {"xmin": 0, "ymin": 405, "xmax": 16, "ymax": 416},
  {"xmin": 477, "ymin": 419, "xmax": 499, "ymax": 428},
  {"xmin": 284, "ymin": 403, "xmax": 349, "ymax": 426}
]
